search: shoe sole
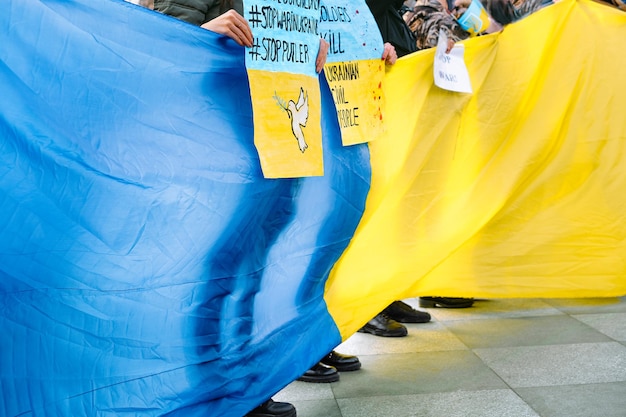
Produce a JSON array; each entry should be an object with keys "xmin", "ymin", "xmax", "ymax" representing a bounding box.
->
[
  {"xmin": 357, "ymin": 326, "xmax": 407, "ymax": 337},
  {"xmin": 296, "ymin": 374, "xmax": 340, "ymax": 383},
  {"xmin": 246, "ymin": 409, "xmax": 297, "ymax": 417},
  {"xmin": 419, "ymin": 300, "xmax": 473, "ymax": 308},
  {"xmin": 392, "ymin": 317, "xmax": 430, "ymax": 324}
]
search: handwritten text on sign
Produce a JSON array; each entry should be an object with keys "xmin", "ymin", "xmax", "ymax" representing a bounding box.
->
[
  {"xmin": 433, "ymin": 29, "xmax": 472, "ymax": 93},
  {"xmin": 326, "ymin": 61, "xmax": 361, "ymax": 128},
  {"xmin": 318, "ymin": 0, "xmax": 383, "ymax": 61},
  {"xmin": 319, "ymin": 0, "xmax": 385, "ymax": 145},
  {"xmin": 246, "ymin": 0, "xmax": 321, "ymax": 77},
  {"xmin": 318, "ymin": 5, "xmax": 351, "ymax": 55}
]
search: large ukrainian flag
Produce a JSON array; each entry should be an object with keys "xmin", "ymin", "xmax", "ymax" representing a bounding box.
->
[{"xmin": 0, "ymin": 0, "xmax": 624, "ymax": 416}]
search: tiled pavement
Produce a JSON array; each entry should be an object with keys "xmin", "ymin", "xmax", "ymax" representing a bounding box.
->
[{"xmin": 275, "ymin": 297, "xmax": 626, "ymax": 417}]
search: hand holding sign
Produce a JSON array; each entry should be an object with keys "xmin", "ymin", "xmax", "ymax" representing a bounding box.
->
[
  {"xmin": 201, "ymin": 10, "xmax": 253, "ymax": 47},
  {"xmin": 433, "ymin": 29, "xmax": 472, "ymax": 94}
]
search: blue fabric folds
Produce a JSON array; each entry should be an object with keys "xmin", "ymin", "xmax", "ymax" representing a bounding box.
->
[{"xmin": 0, "ymin": 0, "xmax": 370, "ymax": 415}]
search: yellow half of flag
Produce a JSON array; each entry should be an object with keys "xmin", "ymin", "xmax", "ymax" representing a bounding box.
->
[
  {"xmin": 248, "ymin": 69, "xmax": 323, "ymax": 178},
  {"xmin": 325, "ymin": 0, "xmax": 626, "ymax": 338}
]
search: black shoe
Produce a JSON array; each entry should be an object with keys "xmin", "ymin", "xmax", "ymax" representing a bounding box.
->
[
  {"xmin": 320, "ymin": 350, "xmax": 361, "ymax": 372},
  {"xmin": 297, "ymin": 362, "xmax": 339, "ymax": 383},
  {"xmin": 357, "ymin": 313, "xmax": 408, "ymax": 337},
  {"xmin": 246, "ymin": 398, "xmax": 296, "ymax": 417},
  {"xmin": 383, "ymin": 300, "xmax": 431, "ymax": 323},
  {"xmin": 419, "ymin": 297, "xmax": 474, "ymax": 309}
]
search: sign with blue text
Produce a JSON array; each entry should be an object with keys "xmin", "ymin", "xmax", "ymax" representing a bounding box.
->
[{"xmin": 319, "ymin": 0, "xmax": 387, "ymax": 146}]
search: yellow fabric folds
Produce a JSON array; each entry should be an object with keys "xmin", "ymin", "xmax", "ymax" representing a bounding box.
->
[{"xmin": 326, "ymin": 0, "xmax": 626, "ymax": 338}]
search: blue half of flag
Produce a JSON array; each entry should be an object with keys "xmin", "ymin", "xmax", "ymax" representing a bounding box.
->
[{"xmin": 0, "ymin": 1, "xmax": 371, "ymax": 415}]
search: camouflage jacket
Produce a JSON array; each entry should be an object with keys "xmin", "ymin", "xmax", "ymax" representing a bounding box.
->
[
  {"xmin": 601, "ymin": 0, "xmax": 626, "ymax": 10},
  {"xmin": 403, "ymin": 0, "xmax": 469, "ymax": 50},
  {"xmin": 485, "ymin": 0, "xmax": 547, "ymax": 25}
]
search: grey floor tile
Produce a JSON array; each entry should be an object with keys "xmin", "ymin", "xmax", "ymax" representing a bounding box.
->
[
  {"xmin": 336, "ymin": 389, "xmax": 540, "ymax": 417},
  {"xmin": 330, "ymin": 351, "xmax": 507, "ymax": 398},
  {"xmin": 420, "ymin": 298, "xmax": 563, "ymax": 322},
  {"xmin": 276, "ymin": 298, "xmax": 626, "ymax": 417},
  {"xmin": 335, "ymin": 322, "xmax": 467, "ymax": 356},
  {"xmin": 573, "ymin": 312, "xmax": 626, "ymax": 342},
  {"xmin": 444, "ymin": 315, "xmax": 612, "ymax": 349},
  {"xmin": 475, "ymin": 342, "xmax": 626, "ymax": 387},
  {"xmin": 287, "ymin": 399, "xmax": 342, "ymax": 417},
  {"xmin": 543, "ymin": 297, "xmax": 626, "ymax": 314},
  {"xmin": 274, "ymin": 380, "xmax": 335, "ymax": 402},
  {"xmin": 516, "ymin": 381, "xmax": 626, "ymax": 417}
]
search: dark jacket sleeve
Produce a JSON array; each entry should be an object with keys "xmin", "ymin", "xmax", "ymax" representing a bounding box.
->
[
  {"xmin": 365, "ymin": 0, "xmax": 388, "ymax": 18},
  {"xmin": 154, "ymin": 0, "xmax": 242, "ymax": 25},
  {"xmin": 366, "ymin": 0, "xmax": 417, "ymax": 57},
  {"xmin": 366, "ymin": 0, "xmax": 405, "ymax": 18}
]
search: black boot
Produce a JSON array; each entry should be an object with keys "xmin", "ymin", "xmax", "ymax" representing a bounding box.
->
[
  {"xmin": 297, "ymin": 362, "xmax": 340, "ymax": 383},
  {"xmin": 383, "ymin": 300, "xmax": 431, "ymax": 323},
  {"xmin": 320, "ymin": 350, "xmax": 361, "ymax": 372},
  {"xmin": 358, "ymin": 313, "xmax": 407, "ymax": 337},
  {"xmin": 419, "ymin": 297, "xmax": 474, "ymax": 308},
  {"xmin": 246, "ymin": 398, "xmax": 296, "ymax": 417}
]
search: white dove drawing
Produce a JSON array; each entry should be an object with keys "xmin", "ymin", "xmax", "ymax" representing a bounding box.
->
[{"xmin": 286, "ymin": 87, "xmax": 309, "ymax": 153}]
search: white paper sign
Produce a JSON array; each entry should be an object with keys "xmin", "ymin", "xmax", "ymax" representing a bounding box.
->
[{"xmin": 433, "ymin": 29, "xmax": 472, "ymax": 93}]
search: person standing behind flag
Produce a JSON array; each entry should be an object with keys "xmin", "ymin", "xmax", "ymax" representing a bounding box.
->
[
  {"xmin": 346, "ymin": 0, "xmax": 436, "ymax": 339},
  {"xmin": 375, "ymin": 0, "xmax": 476, "ymax": 311},
  {"xmin": 128, "ymin": 2, "xmax": 294, "ymax": 415},
  {"xmin": 398, "ymin": 0, "xmax": 547, "ymax": 310},
  {"xmin": 147, "ymin": 0, "xmax": 335, "ymax": 415}
]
